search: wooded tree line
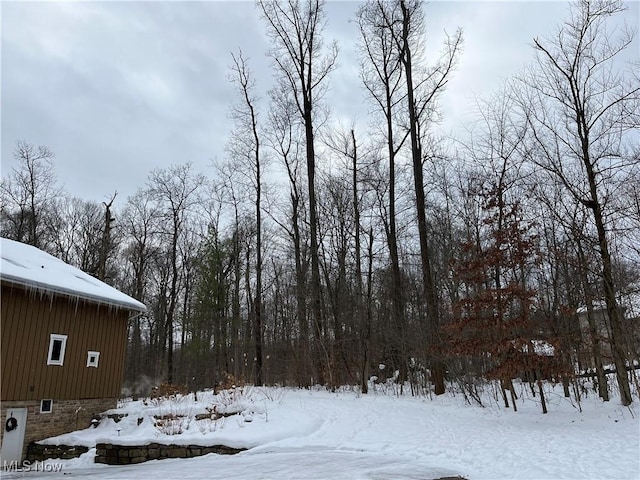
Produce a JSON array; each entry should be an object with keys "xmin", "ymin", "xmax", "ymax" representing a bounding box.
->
[{"xmin": 2, "ymin": 0, "xmax": 639, "ymax": 408}]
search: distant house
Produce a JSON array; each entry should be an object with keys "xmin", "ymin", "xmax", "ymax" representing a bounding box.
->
[
  {"xmin": 0, "ymin": 238, "xmax": 145, "ymax": 464},
  {"xmin": 576, "ymin": 301, "xmax": 640, "ymax": 366}
]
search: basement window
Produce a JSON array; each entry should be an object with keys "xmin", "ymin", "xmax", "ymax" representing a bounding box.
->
[
  {"xmin": 47, "ymin": 334, "xmax": 67, "ymax": 366},
  {"xmin": 40, "ymin": 399, "xmax": 53, "ymax": 413},
  {"xmin": 87, "ymin": 351, "xmax": 100, "ymax": 368}
]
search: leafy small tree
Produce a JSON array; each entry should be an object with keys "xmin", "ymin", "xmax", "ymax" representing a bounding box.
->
[{"xmin": 445, "ymin": 190, "xmax": 558, "ymax": 413}]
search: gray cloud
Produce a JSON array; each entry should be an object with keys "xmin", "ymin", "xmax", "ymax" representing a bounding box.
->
[
  {"xmin": 2, "ymin": 1, "xmax": 266, "ymax": 202},
  {"xmin": 2, "ymin": 1, "xmax": 637, "ymax": 204}
]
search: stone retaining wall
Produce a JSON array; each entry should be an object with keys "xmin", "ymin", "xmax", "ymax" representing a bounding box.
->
[
  {"xmin": 95, "ymin": 443, "xmax": 246, "ymax": 465},
  {"xmin": 26, "ymin": 443, "xmax": 89, "ymax": 462}
]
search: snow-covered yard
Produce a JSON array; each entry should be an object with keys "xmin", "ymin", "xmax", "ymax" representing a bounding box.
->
[{"xmin": 5, "ymin": 383, "xmax": 639, "ymax": 479}]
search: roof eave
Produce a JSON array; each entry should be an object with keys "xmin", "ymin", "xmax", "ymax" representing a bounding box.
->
[{"xmin": 0, "ymin": 275, "xmax": 147, "ymax": 313}]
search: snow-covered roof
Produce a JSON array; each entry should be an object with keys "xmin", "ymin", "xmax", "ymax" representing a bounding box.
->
[
  {"xmin": 0, "ymin": 238, "xmax": 146, "ymax": 312},
  {"xmin": 575, "ymin": 298, "xmax": 638, "ymax": 319},
  {"xmin": 576, "ymin": 300, "xmax": 608, "ymax": 314},
  {"xmin": 531, "ymin": 340, "xmax": 555, "ymax": 356}
]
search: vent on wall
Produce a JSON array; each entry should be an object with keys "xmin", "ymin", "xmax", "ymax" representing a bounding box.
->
[{"xmin": 87, "ymin": 351, "xmax": 100, "ymax": 368}]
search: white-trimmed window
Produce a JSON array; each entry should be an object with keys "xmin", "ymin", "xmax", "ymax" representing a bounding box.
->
[
  {"xmin": 86, "ymin": 351, "xmax": 100, "ymax": 368},
  {"xmin": 47, "ymin": 334, "xmax": 67, "ymax": 366},
  {"xmin": 40, "ymin": 399, "xmax": 53, "ymax": 413}
]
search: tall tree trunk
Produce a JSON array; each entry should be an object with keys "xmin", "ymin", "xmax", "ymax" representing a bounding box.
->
[
  {"xmin": 400, "ymin": 0, "xmax": 444, "ymax": 395},
  {"xmin": 292, "ymin": 178, "xmax": 309, "ymax": 386},
  {"xmin": 304, "ymin": 100, "xmax": 329, "ymax": 386},
  {"xmin": 590, "ymin": 199, "xmax": 631, "ymax": 405},
  {"xmin": 166, "ymin": 216, "xmax": 180, "ymax": 385},
  {"xmin": 350, "ymin": 130, "xmax": 368, "ymax": 394},
  {"xmin": 98, "ymin": 193, "xmax": 116, "ymax": 281},
  {"xmin": 582, "ymin": 119, "xmax": 630, "ymax": 404},
  {"xmin": 385, "ymin": 73, "xmax": 406, "ymax": 389},
  {"xmin": 576, "ymin": 238, "xmax": 609, "ymax": 401}
]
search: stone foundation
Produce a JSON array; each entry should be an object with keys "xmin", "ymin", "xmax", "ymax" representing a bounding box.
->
[
  {"xmin": 95, "ymin": 443, "xmax": 246, "ymax": 465},
  {"xmin": 1, "ymin": 398, "xmax": 116, "ymax": 460}
]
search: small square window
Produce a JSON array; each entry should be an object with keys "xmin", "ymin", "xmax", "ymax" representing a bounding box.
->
[
  {"xmin": 40, "ymin": 399, "xmax": 53, "ymax": 413},
  {"xmin": 87, "ymin": 351, "xmax": 100, "ymax": 368},
  {"xmin": 47, "ymin": 334, "xmax": 67, "ymax": 366}
]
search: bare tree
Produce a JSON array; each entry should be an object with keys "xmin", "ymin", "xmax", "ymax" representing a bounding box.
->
[
  {"xmin": 43, "ymin": 196, "xmax": 103, "ymax": 274},
  {"xmin": 323, "ymin": 125, "xmax": 371, "ymax": 391},
  {"xmin": 98, "ymin": 192, "xmax": 118, "ymax": 282},
  {"xmin": 1, "ymin": 141, "xmax": 61, "ymax": 249},
  {"xmin": 228, "ymin": 50, "xmax": 265, "ymax": 386},
  {"xmin": 148, "ymin": 163, "xmax": 205, "ymax": 384},
  {"xmin": 518, "ymin": 0, "xmax": 639, "ymax": 405},
  {"xmin": 395, "ymin": 0, "xmax": 463, "ymax": 395},
  {"xmin": 120, "ymin": 189, "xmax": 162, "ymax": 394},
  {"xmin": 265, "ymin": 84, "xmax": 312, "ymax": 385},
  {"xmin": 258, "ymin": 0, "xmax": 337, "ymax": 385},
  {"xmin": 213, "ymin": 160, "xmax": 254, "ymax": 384},
  {"xmin": 357, "ymin": 0, "xmax": 408, "ymax": 392}
]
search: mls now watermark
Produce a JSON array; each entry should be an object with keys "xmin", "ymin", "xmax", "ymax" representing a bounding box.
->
[{"xmin": 3, "ymin": 460, "xmax": 64, "ymax": 472}]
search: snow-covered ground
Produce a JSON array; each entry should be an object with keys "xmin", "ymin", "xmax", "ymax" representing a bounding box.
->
[{"xmin": 5, "ymin": 383, "xmax": 639, "ymax": 479}]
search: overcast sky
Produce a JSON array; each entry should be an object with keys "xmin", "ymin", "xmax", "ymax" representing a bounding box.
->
[{"xmin": 2, "ymin": 1, "xmax": 638, "ymax": 205}]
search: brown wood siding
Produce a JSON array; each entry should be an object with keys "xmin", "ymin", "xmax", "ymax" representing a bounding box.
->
[{"xmin": 1, "ymin": 284, "xmax": 131, "ymax": 401}]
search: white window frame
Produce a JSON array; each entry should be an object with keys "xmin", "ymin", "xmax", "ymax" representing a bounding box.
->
[
  {"xmin": 86, "ymin": 351, "xmax": 100, "ymax": 368},
  {"xmin": 47, "ymin": 334, "xmax": 68, "ymax": 366},
  {"xmin": 40, "ymin": 399, "xmax": 53, "ymax": 413}
]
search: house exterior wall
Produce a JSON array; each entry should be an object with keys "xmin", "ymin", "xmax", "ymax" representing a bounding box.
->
[
  {"xmin": 0, "ymin": 398, "xmax": 116, "ymax": 459},
  {"xmin": 577, "ymin": 308, "xmax": 613, "ymax": 362},
  {"xmin": 576, "ymin": 307, "xmax": 639, "ymax": 367},
  {"xmin": 1, "ymin": 284, "xmax": 130, "ymax": 402}
]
